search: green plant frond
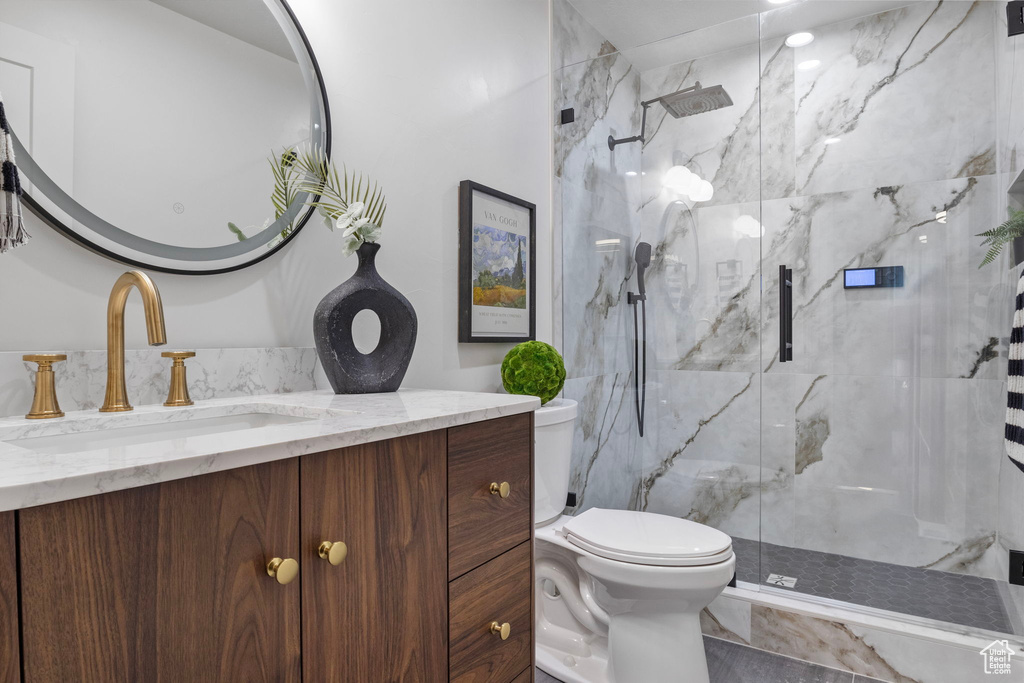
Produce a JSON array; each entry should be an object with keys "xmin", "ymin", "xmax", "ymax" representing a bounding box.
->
[
  {"xmin": 267, "ymin": 145, "xmax": 387, "ymax": 234},
  {"xmin": 977, "ymin": 208, "xmax": 1024, "ymax": 268}
]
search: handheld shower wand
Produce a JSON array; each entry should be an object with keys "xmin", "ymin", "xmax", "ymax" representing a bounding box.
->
[{"xmin": 629, "ymin": 242, "xmax": 652, "ymax": 437}]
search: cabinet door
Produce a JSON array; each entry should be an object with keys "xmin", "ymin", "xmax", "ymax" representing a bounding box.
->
[
  {"xmin": 19, "ymin": 459, "xmax": 300, "ymax": 683},
  {"xmin": 0, "ymin": 512, "xmax": 18, "ymax": 683},
  {"xmin": 448, "ymin": 414, "xmax": 532, "ymax": 579},
  {"xmin": 301, "ymin": 431, "xmax": 448, "ymax": 681}
]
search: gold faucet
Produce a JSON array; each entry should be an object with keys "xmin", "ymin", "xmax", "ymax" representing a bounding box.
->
[{"xmin": 100, "ymin": 271, "xmax": 167, "ymax": 412}]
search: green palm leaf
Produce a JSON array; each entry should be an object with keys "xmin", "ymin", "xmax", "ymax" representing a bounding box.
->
[{"xmin": 977, "ymin": 208, "xmax": 1024, "ymax": 267}]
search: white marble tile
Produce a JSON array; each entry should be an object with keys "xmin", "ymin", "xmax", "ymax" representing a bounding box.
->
[
  {"xmin": 640, "ymin": 198, "xmax": 762, "ymax": 373},
  {"xmin": 640, "ymin": 39, "xmax": 768, "ymax": 208},
  {"xmin": 749, "ymin": 604, "xmax": 1013, "ymax": 683},
  {"xmin": 555, "ymin": 52, "xmax": 642, "ymax": 200},
  {"xmin": 702, "ymin": 594, "xmax": 753, "ymax": 646},
  {"xmin": 760, "ymin": 175, "xmax": 1009, "ymax": 381},
  {"xmin": 562, "ymin": 372, "xmax": 641, "ymax": 512},
  {"xmin": 641, "ymin": 370, "xmax": 766, "ymax": 541},
  {"xmin": 560, "ymin": 182, "xmax": 637, "ymax": 380},
  {"xmin": 552, "ymin": 0, "xmax": 618, "ymax": 70},
  {"xmin": 995, "ymin": 2, "xmax": 1024, "ymax": 180},
  {"xmin": 773, "ymin": 374, "xmax": 1007, "ymax": 579},
  {"xmin": 783, "ymin": 1, "xmax": 996, "ymax": 197},
  {"xmin": 0, "ymin": 347, "xmax": 318, "ymax": 419}
]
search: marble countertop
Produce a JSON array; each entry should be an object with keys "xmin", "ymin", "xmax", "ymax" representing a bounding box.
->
[{"xmin": 0, "ymin": 389, "xmax": 539, "ymax": 512}]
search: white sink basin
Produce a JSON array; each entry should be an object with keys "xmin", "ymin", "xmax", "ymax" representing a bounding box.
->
[{"xmin": 1, "ymin": 402, "xmax": 352, "ymax": 456}]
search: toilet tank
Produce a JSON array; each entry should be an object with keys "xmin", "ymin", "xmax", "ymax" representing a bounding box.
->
[{"xmin": 534, "ymin": 398, "xmax": 577, "ymax": 526}]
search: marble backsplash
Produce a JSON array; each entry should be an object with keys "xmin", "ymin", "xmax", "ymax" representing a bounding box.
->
[{"xmin": 0, "ymin": 347, "xmax": 318, "ymax": 418}]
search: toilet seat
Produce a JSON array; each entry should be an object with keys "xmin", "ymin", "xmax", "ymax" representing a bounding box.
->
[{"xmin": 562, "ymin": 508, "xmax": 733, "ymax": 567}]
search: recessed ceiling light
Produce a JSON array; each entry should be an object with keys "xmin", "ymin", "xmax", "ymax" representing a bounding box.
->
[
  {"xmin": 824, "ymin": 137, "xmax": 841, "ymax": 145},
  {"xmin": 797, "ymin": 59, "xmax": 821, "ymax": 71},
  {"xmin": 785, "ymin": 32, "xmax": 815, "ymax": 48}
]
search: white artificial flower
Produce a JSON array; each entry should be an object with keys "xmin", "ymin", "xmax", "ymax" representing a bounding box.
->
[
  {"xmin": 341, "ymin": 232, "xmax": 362, "ymax": 256},
  {"xmin": 341, "ymin": 220, "xmax": 361, "ymax": 239},
  {"xmin": 350, "ymin": 217, "xmax": 372, "ymax": 236},
  {"xmin": 359, "ymin": 221, "xmax": 382, "ymax": 243},
  {"xmin": 334, "ymin": 201, "xmax": 365, "ymax": 233}
]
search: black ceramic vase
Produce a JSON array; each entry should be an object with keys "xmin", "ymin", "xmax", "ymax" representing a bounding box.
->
[{"xmin": 313, "ymin": 242, "xmax": 417, "ymax": 393}]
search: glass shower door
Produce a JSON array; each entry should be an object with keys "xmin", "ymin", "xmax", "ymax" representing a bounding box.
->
[
  {"xmin": 623, "ymin": 16, "xmax": 765, "ymax": 573},
  {"xmin": 757, "ymin": 0, "xmax": 1022, "ymax": 637}
]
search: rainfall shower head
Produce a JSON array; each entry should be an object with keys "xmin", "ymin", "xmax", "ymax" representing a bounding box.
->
[
  {"xmin": 654, "ymin": 82, "xmax": 733, "ymax": 118},
  {"xmin": 607, "ymin": 81, "xmax": 734, "ymax": 149}
]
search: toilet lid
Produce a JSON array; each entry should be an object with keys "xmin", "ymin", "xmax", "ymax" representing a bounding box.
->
[{"xmin": 562, "ymin": 508, "xmax": 733, "ymax": 567}]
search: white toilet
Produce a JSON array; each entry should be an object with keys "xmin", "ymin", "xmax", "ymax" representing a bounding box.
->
[{"xmin": 534, "ymin": 398, "xmax": 735, "ymax": 683}]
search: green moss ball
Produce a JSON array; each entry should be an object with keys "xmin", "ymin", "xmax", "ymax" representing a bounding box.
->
[{"xmin": 501, "ymin": 341, "xmax": 566, "ymax": 405}]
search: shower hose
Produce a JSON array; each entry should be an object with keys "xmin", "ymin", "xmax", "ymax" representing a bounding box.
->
[{"xmin": 632, "ymin": 294, "xmax": 647, "ymax": 437}]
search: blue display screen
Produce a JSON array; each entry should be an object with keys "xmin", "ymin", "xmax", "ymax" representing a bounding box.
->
[{"xmin": 845, "ymin": 269, "xmax": 876, "ymax": 287}]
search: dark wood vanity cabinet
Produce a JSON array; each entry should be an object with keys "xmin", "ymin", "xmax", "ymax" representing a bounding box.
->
[
  {"xmin": 301, "ymin": 432, "xmax": 448, "ymax": 681},
  {"xmin": 10, "ymin": 415, "xmax": 534, "ymax": 683},
  {"xmin": 448, "ymin": 413, "xmax": 535, "ymax": 683},
  {"xmin": 19, "ymin": 459, "xmax": 302, "ymax": 682},
  {"xmin": 0, "ymin": 512, "xmax": 18, "ymax": 683}
]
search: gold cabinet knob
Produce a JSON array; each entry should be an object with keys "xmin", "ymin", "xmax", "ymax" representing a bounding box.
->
[
  {"xmin": 489, "ymin": 481, "xmax": 511, "ymax": 499},
  {"xmin": 489, "ymin": 621, "xmax": 511, "ymax": 640},
  {"xmin": 161, "ymin": 351, "xmax": 195, "ymax": 407},
  {"xmin": 318, "ymin": 540, "xmax": 348, "ymax": 566},
  {"xmin": 266, "ymin": 557, "xmax": 298, "ymax": 585},
  {"xmin": 23, "ymin": 354, "xmax": 67, "ymax": 419}
]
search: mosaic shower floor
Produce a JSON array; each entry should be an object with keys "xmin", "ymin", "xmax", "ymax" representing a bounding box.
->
[{"xmin": 731, "ymin": 537, "xmax": 1019, "ymax": 635}]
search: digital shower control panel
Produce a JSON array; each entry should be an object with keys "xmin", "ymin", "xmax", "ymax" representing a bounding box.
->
[{"xmin": 843, "ymin": 266, "xmax": 904, "ymax": 289}]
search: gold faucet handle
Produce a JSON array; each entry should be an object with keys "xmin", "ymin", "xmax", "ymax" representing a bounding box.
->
[
  {"xmin": 161, "ymin": 351, "xmax": 195, "ymax": 407},
  {"xmin": 24, "ymin": 353, "xmax": 68, "ymax": 365},
  {"xmin": 23, "ymin": 354, "xmax": 67, "ymax": 419}
]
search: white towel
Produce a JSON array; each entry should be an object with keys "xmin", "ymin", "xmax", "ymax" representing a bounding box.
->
[
  {"xmin": 0, "ymin": 91, "xmax": 29, "ymax": 253},
  {"xmin": 1005, "ymin": 267, "xmax": 1024, "ymax": 473}
]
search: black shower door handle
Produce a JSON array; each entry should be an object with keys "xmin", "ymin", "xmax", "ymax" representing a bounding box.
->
[{"xmin": 779, "ymin": 265, "xmax": 793, "ymax": 362}]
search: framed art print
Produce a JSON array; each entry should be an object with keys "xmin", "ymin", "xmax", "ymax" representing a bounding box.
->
[{"xmin": 458, "ymin": 180, "xmax": 536, "ymax": 343}]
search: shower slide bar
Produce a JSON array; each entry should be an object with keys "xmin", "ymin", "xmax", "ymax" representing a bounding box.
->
[{"xmin": 779, "ymin": 265, "xmax": 793, "ymax": 362}]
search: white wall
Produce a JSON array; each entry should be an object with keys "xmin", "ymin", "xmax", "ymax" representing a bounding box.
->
[{"xmin": 0, "ymin": 0, "xmax": 552, "ymax": 394}]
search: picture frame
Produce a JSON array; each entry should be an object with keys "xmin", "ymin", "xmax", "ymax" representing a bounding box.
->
[{"xmin": 458, "ymin": 180, "xmax": 537, "ymax": 343}]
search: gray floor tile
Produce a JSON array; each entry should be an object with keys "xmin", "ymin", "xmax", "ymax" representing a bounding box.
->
[
  {"xmin": 536, "ymin": 637, "xmax": 854, "ymax": 683},
  {"xmin": 732, "ymin": 538, "xmax": 1018, "ymax": 635},
  {"xmin": 853, "ymin": 677, "xmax": 888, "ymax": 683},
  {"xmin": 535, "ymin": 668, "xmax": 561, "ymax": 683}
]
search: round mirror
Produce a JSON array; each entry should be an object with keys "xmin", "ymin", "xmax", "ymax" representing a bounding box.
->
[{"xmin": 0, "ymin": 0, "xmax": 329, "ymax": 274}]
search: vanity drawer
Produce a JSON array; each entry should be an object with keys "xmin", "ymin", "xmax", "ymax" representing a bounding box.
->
[
  {"xmin": 449, "ymin": 542, "xmax": 532, "ymax": 683},
  {"xmin": 448, "ymin": 413, "xmax": 532, "ymax": 580}
]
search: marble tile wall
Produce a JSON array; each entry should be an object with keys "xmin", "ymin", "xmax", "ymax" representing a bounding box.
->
[
  {"xmin": 0, "ymin": 347, "xmax": 317, "ymax": 418},
  {"xmin": 553, "ymin": 0, "xmax": 644, "ymax": 510}
]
